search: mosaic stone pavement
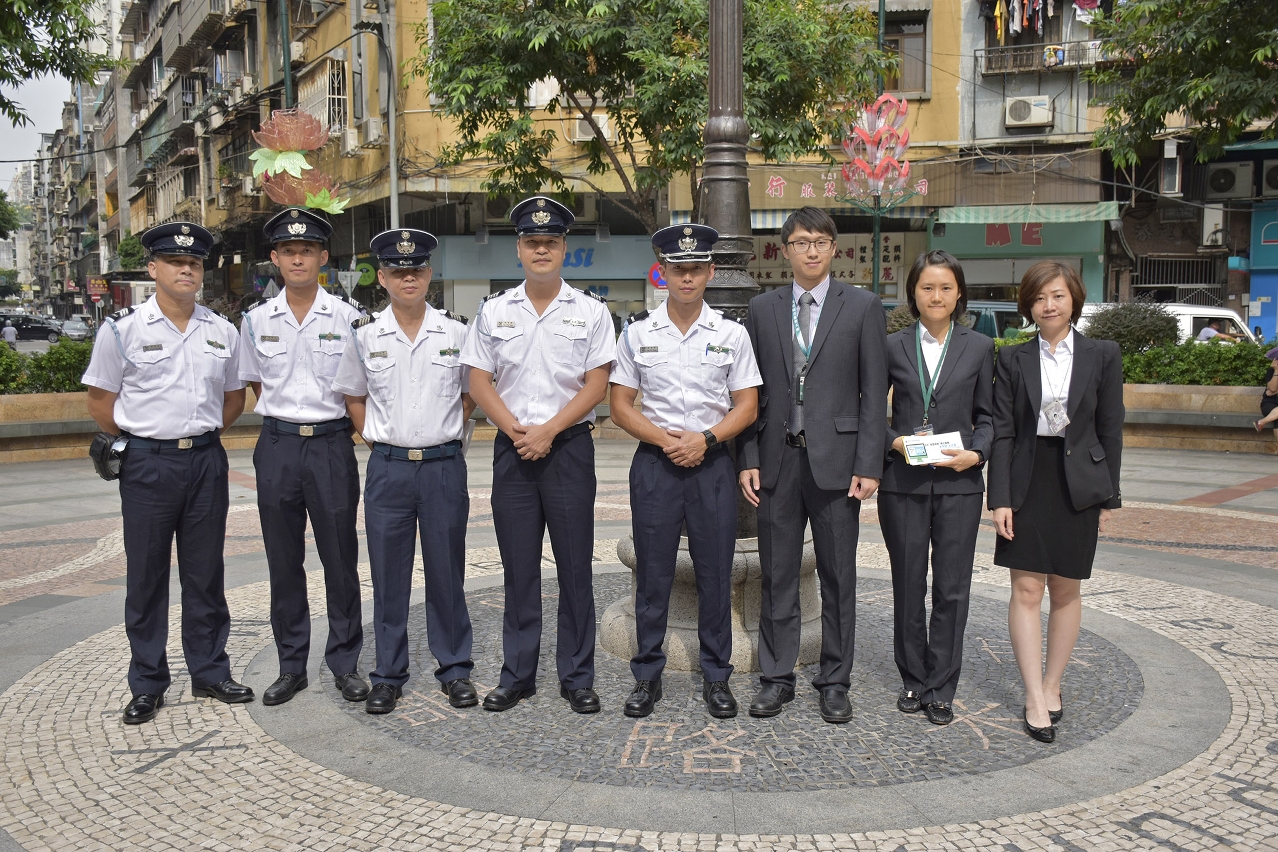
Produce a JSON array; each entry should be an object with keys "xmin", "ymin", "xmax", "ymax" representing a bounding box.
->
[
  {"xmin": 347, "ymin": 574, "xmax": 1143, "ymax": 792},
  {"xmin": 1, "ymin": 530, "xmax": 1277, "ymax": 850}
]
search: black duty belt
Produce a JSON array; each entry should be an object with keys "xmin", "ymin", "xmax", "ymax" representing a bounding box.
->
[
  {"xmin": 785, "ymin": 432, "xmax": 807, "ymax": 448},
  {"xmin": 557, "ymin": 422, "xmax": 594, "ymax": 442},
  {"xmin": 125, "ymin": 430, "xmax": 217, "ymax": 450},
  {"xmin": 264, "ymin": 416, "xmax": 351, "ymax": 437},
  {"xmin": 372, "ymin": 440, "xmax": 462, "ymax": 462}
]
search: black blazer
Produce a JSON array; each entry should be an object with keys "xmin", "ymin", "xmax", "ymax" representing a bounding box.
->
[
  {"xmin": 737, "ymin": 279, "xmax": 888, "ymax": 491},
  {"xmin": 882, "ymin": 322, "xmax": 995, "ymax": 496},
  {"xmin": 987, "ymin": 333, "xmax": 1124, "ymax": 512}
]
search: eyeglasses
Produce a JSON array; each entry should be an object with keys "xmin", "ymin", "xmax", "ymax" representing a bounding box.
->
[{"xmin": 785, "ymin": 239, "xmax": 835, "ymax": 253}]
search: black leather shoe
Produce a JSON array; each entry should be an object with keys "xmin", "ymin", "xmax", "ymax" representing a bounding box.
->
[
  {"xmin": 122, "ymin": 693, "xmax": 164, "ymax": 725},
  {"xmin": 897, "ymin": 688, "xmax": 923, "ymax": 713},
  {"xmin": 818, "ymin": 687, "xmax": 853, "ymax": 724},
  {"xmin": 624, "ymin": 680, "xmax": 662, "ymax": 717},
  {"xmin": 335, "ymin": 672, "xmax": 370, "ymax": 702},
  {"xmin": 1048, "ymin": 697, "xmax": 1064, "ymax": 725},
  {"xmin": 703, "ymin": 681, "xmax": 738, "ymax": 718},
  {"xmin": 483, "ymin": 685, "xmax": 536, "ymax": 712},
  {"xmin": 925, "ymin": 702, "xmax": 954, "ymax": 725},
  {"xmin": 191, "ymin": 679, "xmax": 255, "ymax": 704},
  {"xmin": 262, "ymin": 672, "xmax": 308, "ymax": 706},
  {"xmin": 748, "ymin": 683, "xmax": 795, "ymax": 718},
  {"xmin": 1023, "ymin": 707, "xmax": 1056, "ymax": 743},
  {"xmin": 443, "ymin": 678, "xmax": 479, "ymax": 708},
  {"xmin": 560, "ymin": 686, "xmax": 601, "ymax": 714},
  {"xmin": 365, "ymin": 683, "xmax": 401, "ymax": 714}
]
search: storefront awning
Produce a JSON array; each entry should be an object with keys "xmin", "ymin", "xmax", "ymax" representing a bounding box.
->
[{"xmin": 937, "ymin": 202, "xmax": 1119, "ymax": 224}]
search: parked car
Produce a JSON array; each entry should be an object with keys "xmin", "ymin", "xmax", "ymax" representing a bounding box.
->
[
  {"xmin": 60, "ymin": 320, "xmax": 92, "ymax": 341},
  {"xmin": 883, "ymin": 300, "xmax": 1027, "ymax": 340},
  {"xmin": 1078, "ymin": 302, "xmax": 1257, "ymax": 344},
  {"xmin": 0, "ymin": 314, "xmax": 63, "ymax": 343}
]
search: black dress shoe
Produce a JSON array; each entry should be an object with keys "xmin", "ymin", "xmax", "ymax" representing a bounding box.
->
[
  {"xmin": 624, "ymin": 680, "xmax": 662, "ymax": 718},
  {"xmin": 443, "ymin": 678, "xmax": 479, "ymax": 708},
  {"xmin": 365, "ymin": 683, "xmax": 402, "ymax": 714},
  {"xmin": 1023, "ymin": 707, "xmax": 1056, "ymax": 743},
  {"xmin": 123, "ymin": 693, "xmax": 164, "ymax": 725},
  {"xmin": 925, "ymin": 702, "xmax": 954, "ymax": 725},
  {"xmin": 191, "ymin": 679, "xmax": 255, "ymax": 704},
  {"xmin": 483, "ymin": 685, "xmax": 536, "ymax": 712},
  {"xmin": 1048, "ymin": 698, "xmax": 1064, "ymax": 725},
  {"xmin": 749, "ymin": 683, "xmax": 796, "ymax": 717},
  {"xmin": 703, "ymin": 681, "xmax": 738, "ymax": 719},
  {"xmin": 818, "ymin": 687, "xmax": 853, "ymax": 724},
  {"xmin": 262, "ymin": 672, "xmax": 308, "ymax": 706},
  {"xmin": 560, "ymin": 686, "xmax": 601, "ymax": 714},
  {"xmin": 896, "ymin": 688, "xmax": 923, "ymax": 714},
  {"xmin": 335, "ymin": 672, "xmax": 370, "ymax": 702}
]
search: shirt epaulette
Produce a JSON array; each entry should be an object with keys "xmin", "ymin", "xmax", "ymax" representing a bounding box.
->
[
  {"xmin": 333, "ymin": 292, "xmax": 365, "ymax": 312},
  {"xmin": 581, "ymin": 289, "xmax": 608, "ymax": 304},
  {"xmin": 238, "ymin": 294, "xmax": 264, "ymax": 314},
  {"xmin": 108, "ymin": 307, "xmax": 134, "ymax": 321},
  {"xmin": 480, "ymin": 289, "xmax": 509, "ymax": 304},
  {"xmin": 441, "ymin": 310, "xmax": 469, "ymax": 325},
  {"xmin": 630, "ymin": 310, "xmax": 651, "ymax": 324},
  {"xmin": 352, "ymin": 314, "xmax": 375, "ymax": 329}
]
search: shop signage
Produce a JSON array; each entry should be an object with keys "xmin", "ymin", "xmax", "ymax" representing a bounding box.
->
[{"xmin": 985, "ymin": 223, "xmax": 1044, "ymax": 247}]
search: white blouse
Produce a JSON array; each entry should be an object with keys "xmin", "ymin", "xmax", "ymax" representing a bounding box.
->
[{"xmin": 1036, "ymin": 329, "xmax": 1074, "ymax": 436}]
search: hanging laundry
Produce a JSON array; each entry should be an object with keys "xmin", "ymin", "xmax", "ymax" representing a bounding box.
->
[
  {"xmin": 995, "ymin": 0, "xmax": 1008, "ymax": 44},
  {"xmin": 1073, "ymin": 0, "xmax": 1099, "ymax": 24},
  {"xmin": 979, "ymin": 0, "xmax": 997, "ymax": 19},
  {"xmin": 1047, "ymin": 0, "xmax": 1056, "ymax": 18},
  {"xmin": 1009, "ymin": 0, "xmax": 1023, "ymax": 35}
]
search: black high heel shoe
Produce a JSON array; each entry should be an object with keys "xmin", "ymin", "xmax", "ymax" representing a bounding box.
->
[{"xmin": 1023, "ymin": 707, "xmax": 1056, "ymax": 743}]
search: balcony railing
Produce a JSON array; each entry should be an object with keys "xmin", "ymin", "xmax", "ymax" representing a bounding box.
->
[{"xmin": 977, "ymin": 40, "xmax": 1127, "ymax": 75}]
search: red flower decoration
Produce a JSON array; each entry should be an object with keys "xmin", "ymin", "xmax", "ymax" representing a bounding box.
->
[{"xmin": 252, "ymin": 109, "xmax": 328, "ymax": 153}]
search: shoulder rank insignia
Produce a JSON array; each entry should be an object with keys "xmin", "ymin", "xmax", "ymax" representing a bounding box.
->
[
  {"xmin": 581, "ymin": 289, "xmax": 608, "ymax": 304},
  {"xmin": 480, "ymin": 288, "xmax": 510, "ymax": 304},
  {"xmin": 630, "ymin": 310, "xmax": 650, "ymax": 324},
  {"xmin": 333, "ymin": 292, "xmax": 365, "ymax": 312},
  {"xmin": 440, "ymin": 309, "xmax": 469, "ymax": 325},
  {"xmin": 238, "ymin": 294, "xmax": 264, "ymax": 314},
  {"xmin": 108, "ymin": 307, "xmax": 135, "ymax": 321},
  {"xmin": 352, "ymin": 315, "xmax": 375, "ymax": 329}
]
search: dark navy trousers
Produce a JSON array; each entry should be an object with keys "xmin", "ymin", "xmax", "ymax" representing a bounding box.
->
[
  {"xmin": 119, "ymin": 440, "xmax": 232, "ymax": 696},
  {"xmin": 363, "ymin": 449, "xmax": 473, "ymax": 687},
  {"xmin": 254, "ymin": 425, "xmax": 362, "ymax": 678},
  {"xmin": 491, "ymin": 428, "xmax": 596, "ymax": 691},
  {"xmin": 629, "ymin": 443, "xmax": 736, "ymax": 684}
]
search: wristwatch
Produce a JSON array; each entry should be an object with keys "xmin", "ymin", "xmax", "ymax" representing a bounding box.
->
[
  {"xmin": 972, "ymin": 449, "xmax": 986, "ymax": 465},
  {"xmin": 702, "ymin": 429, "xmax": 719, "ymax": 449}
]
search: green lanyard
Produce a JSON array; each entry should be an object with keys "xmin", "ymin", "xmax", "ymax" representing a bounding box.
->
[{"xmin": 915, "ymin": 321, "xmax": 953, "ymax": 424}]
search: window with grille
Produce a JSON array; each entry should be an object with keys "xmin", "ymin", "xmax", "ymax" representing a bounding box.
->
[
  {"xmin": 299, "ymin": 59, "xmax": 348, "ymax": 135},
  {"xmin": 885, "ymin": 18, "xmax": 928, "ymax": 95}
]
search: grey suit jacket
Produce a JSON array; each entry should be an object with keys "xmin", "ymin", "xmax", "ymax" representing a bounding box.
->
[
  {"xmin": 737, "ymin": 279, "xmax": 888, "ymax": 492},
  {"xmin": 987, "ymin": 334, "xmax": 1124, "ymax": 512},
  {"xmin": 881, "ymin": 322, "xmax": 995, "ymax": 496}
]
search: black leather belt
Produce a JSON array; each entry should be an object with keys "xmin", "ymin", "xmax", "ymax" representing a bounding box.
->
[
  {"xmin": 556, "ymin": 422, "xmax": 594, "ymax": 442},
  {"xmin": 372, "ymin": 440, "xmax": 462, "ymax": 461},
  {"xmin": 125, "ymin": 430, "xmax": 217, "ymax": 450},
  {"xmin": 785, "ymin": 432, "xmax": 807, "ymax": 448},
  {"xmin": 263, "ymin": 416, "xmax": 351, "ymax": 437}
]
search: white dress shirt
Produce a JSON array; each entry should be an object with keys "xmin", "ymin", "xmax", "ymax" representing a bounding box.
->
[
  {"xmin": 331, "ymin": 304, "xmax": 470, "ymax": 448},
  {"xmin": 1037, "ymin": 329, "xmax": 1074, "ymax": 436},
  {"xmin": 918, "ymin": 322, "xmax": 948, "ymax": 383},
  {"xmin": 460, "ymin": 280, "xmax": 617, "ymax": 426},
  {"xmin": 238, "ymin": 288, "xmax": 364, "ymax": 422},
  {"xmin": 791, "ymin": 277, "xmax": 830, "ymax": 343},
  {"xmin": 612, "ymin": 301, "xmax": 762, "ymax": 433},
  {"xmin": 82, "ymin": 296, "xmax": 244, "ymax": 439}
]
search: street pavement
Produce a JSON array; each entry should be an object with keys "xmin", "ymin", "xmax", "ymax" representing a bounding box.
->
[{"xmin": 0, "ymin": 441, "xmax": 1275, "ymax": 850}]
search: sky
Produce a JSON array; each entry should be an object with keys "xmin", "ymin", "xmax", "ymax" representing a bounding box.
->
[{"xmin": 1, "ymin": 76, "xmax": 76, "ymax": 191}]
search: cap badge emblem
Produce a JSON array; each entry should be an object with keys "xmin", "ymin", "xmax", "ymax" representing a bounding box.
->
[
  {"xmin": 180, "ymin": 225, "xmax": 191, "ymax": 234},
  {"xmin": 290, "ymin": 210, "xmax": 300, "ymax": 218},
  {"xmin": 536, "ymin": 198, "xmax": 546, "ymax": 208},
  {"xmin": 174, "ymin": 235, "xmax": 195, "ymax": 247},
  {"xmin": 683, "ymin": 227, "xmax": 692, "ymax": 235},
  {"xmin": 531, "ymin": 211, "xmax": 552, "ymax": 226},
  {"xmin": 287, "ymin": 222, "xmax": 308, "ymax": 235},
  {"xmin": 678, "ymin": 236, "xmax": 697, "ymax": 252},
  {"xmin": 401, "ymin": 231, "xmax": 410, "ymax": 239},
  {"xmin": 397, "ymin": 240, "xmax": 416, "ymax": 255}
]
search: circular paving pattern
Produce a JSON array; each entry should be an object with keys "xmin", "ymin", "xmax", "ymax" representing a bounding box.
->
[{"xmin": 344, "ymin": 574, "xmax": 1143, "ymax": 792}]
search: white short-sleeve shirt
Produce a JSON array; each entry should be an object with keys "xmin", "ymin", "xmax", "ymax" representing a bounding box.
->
[
  {"xmin": 611, "ymin": 301, "xmax": 761, "ymax": 434},
  {"xmin": 238, "ymin": 289, "xmax": 364, "ymax": 422},
  {"xmin": 460, "ymin": 280, "xmax": 617, "ymax": 426},
  {"xmin": 331, "ymin": 304, "xmax": 470, "ymax": 448},
  {"xmin": 82, "ymin": 295, "xmax": 245, "ymax": 439}
]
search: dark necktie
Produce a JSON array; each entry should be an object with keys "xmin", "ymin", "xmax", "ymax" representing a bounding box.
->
[{"xmin": 789, "ymin": 292, "xmax": 815, "ymax": 436}]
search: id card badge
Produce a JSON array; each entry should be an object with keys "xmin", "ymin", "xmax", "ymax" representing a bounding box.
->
[
  {"xmin": 913, "ymin": 423, "xmax": 934, "ymax": 436},
  {"xmin": 1043, "ymin": 398, "xmax": 1070, "ymax": 434}
]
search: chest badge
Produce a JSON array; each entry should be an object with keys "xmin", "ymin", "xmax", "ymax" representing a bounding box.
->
[
  {"xmin": 206, "ymin": 339, "xmax": 226, "ymax": 350},
  {"xmin": 318, "ymin": 333, "xmax": 341, "ymax": 341}
]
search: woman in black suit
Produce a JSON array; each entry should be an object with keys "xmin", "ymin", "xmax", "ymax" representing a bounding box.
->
[
  {"xmin": 881, "ymin": 251, "xmax": 994, "ymax": 726},
  {"xmin": 988, "ymin": 261, "xmax": 1123, "ymax": 744}
]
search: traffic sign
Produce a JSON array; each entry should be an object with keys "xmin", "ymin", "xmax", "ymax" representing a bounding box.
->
[
  {"xmin": 90, "ymin": 295, "xmax": 101, "ymax": 303},
  {"xmin": 648, "ymin": 262, "xmax": 667, "ymax": 289}
]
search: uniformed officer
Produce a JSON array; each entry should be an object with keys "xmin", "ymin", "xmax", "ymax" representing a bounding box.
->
[
  {"xmin": 238, "ymin": 207, "xmax": 369, "ymax": 706},
  {"xmin": 331, "ymin": 227, "xmax": 477, "ymax": 715},
  {"xmin": 460, "ymin": 196, "xmax": 616, "ymax": 714},
  {"xmin": 82, "ymin": 222, "xmax": 252, "ymax": 724},
  {"xmin": 610, "ymin": 225, "xmax": 761, "ymax": 718}
]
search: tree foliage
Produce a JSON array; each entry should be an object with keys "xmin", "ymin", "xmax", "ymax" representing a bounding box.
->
[
  {"xmin": 1082, "ymin": 300, "xmax": 1180, "ymax": 355},
  {"xmin": 0, "ymin": 190, "xmax": 20, "ymax": 239},
  {"xmin": 415, "ymin": 0, "xmax": 891, "ymax": 232},
  {"xmin": 0, "ymin": 269, "xmax": 19, "ymax": 298},
  {"xmin": 117, "ymin": 231, "xmax": 144, "ymax": 270},
  {"xmin": 1089, "ymin": 0, "xmax": 1278, "ymax": 166},
  {"xmin": 0, "ymin": 0, "xmax": 113, "ymax": 126}
]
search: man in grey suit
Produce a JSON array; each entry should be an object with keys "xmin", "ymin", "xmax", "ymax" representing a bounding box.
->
[{"xmin": 738, "ymin": 207, "xmax": 888, "ymax": 724}]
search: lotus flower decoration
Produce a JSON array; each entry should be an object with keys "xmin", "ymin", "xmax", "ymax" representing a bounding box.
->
[
  {"xmin": 252, "ymin": 109, "xmax": 328, "ymax": 152},
  {"xmin": 249, "ymin": 108, "xmax": 351, "ymax": 214},
  {"xmin": 839, "ymin": 94, "xmax": 924, "ymax": 206}
]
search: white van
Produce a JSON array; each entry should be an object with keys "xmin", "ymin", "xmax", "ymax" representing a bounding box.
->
[{"xmin": 1078, "ymin": 302, "xmax": 1257, "ymax": 344}]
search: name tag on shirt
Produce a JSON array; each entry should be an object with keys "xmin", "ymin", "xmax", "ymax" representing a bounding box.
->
[
  {"xmin": 562, "ymin": 318, "xmax": 586, "ymax": 327},
  {"xmin": 369, "ymin": 350, "xmax": 389, "ymax": 359},
  {"xmin": 142, "ymin": 344, "xmax": 163, "ymax": 352},
  {"xmin": 639, "ymin": 346, "xmax": 659, "ymax": 354},
  {"xmin": 259, "ymin": 335, "xmax": 280, "ymax": 343},
  {"xmin": 497, "ymin": 321, "xmax": 516, "ymax": 328}
]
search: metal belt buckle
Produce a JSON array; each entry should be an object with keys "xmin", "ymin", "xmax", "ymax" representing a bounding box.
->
[
  {"xmin": 178, "ymin": 438, "xmax": 193, "ymax": 450},
  {"xmin": 299, "ymin": 425, "xmax": 314, "ymax": 437},
  {"xmin": 408, "ymin": 449, "xmax": 423, "ymax": 461}
]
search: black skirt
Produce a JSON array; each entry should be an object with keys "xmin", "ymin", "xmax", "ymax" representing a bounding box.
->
[{"xmin": 993, "ymin": 436, "xmax": 1101, "ymax": 580}]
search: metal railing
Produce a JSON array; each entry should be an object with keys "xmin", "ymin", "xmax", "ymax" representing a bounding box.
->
[{"xmin": 977, "ymin": 40, "xmax": 1120, "ymax": 75}]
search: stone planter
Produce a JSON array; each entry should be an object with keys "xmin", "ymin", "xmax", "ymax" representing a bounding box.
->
[
  {"xmin": 1123, "ymin": 383, "xmax": 1274, "ymax": 455},
  {"xmin": 599, "ymin": 533, "xmax": 820, "ymax": 673}
]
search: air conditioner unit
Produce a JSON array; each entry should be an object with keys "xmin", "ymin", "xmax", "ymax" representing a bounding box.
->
[
  {"xmin": 567, "ymin": 116, "xmax": 610, "ymax": 143},
  {"xmin": 241, "ymin": 74, "xmax": 255, "ymax": 94},
  {"xmin": 1202, "ymin": 203, "xmax": 1225, "ymax": 246},
  {"xmin": 340, "ymin": 127, "xmax": 361, "ymax": 157},
  {"xmin": 1261, "ymin": 160, "xmax": 1278, "ymax": 198},
  {"xmin": 1004, "ymin": 96, "xmax": 1054, "ymax": 128},
  {"xmin": 290, "ymin": 41, "xmax": 305, "ymax": 64},
  {"xmin": 242, "ymin": 175, "xmax": 259, "ymax": 196},
  {"xmin": 360, "ymin": 116, "xmax": 384, "ymax": 148},
  {"xmin": 1204, "ymin": 162, "xmax": 1253, "ymax": 200}
]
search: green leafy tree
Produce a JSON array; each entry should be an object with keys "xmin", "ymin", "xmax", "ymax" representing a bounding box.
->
[
  {"xmin": 1089, "ymin": 0, "xmax": 1278, "ymax": 166},
  {"xmin": 416, "ymin": 0, "xmax": 892, "ymax": 232},
  {"xmin": 0, "ymin": 268, "xmax": 20, "ymax": 298},
  {"xmin": 116, "ymin": 231, "xmax": 145, "ymax": 270},
  {"xmin": 1, "ymin": 0, "xmax": 112, "ymax": 126},
  {"xmin": 1082, "ymin": 300, "xmax": 1180, "ymax": 355},
  {"xmin": 0, "ymin": 190, "xmax": 20, "ymax": 239}
]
